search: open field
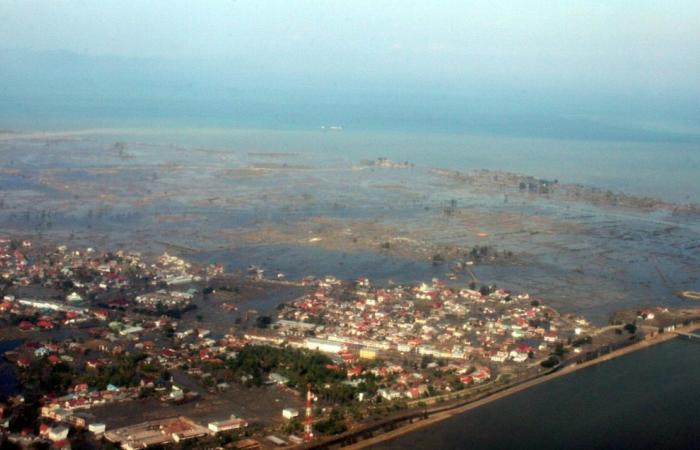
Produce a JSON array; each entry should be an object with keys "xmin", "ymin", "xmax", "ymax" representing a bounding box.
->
[{"xmin": 90, "ymin": 384, "xmax": 302, "ymax": 429}]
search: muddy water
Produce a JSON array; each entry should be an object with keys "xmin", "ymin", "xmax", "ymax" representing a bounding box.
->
[{"xmin": 0, "ymin": 133, "xmax": 698, "ymax": 327}]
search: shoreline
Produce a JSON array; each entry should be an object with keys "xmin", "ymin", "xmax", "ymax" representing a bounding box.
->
[{"xmin": 343, "ymin": 325, "xmax": 692, "ymax": 450}]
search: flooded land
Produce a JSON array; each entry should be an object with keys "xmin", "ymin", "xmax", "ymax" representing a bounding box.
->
[
  {"xmin": 1, "ymin": 129, "xmax": 699, "ymax": 450},
  {"xmin": 1, "ymin": 131, "xmax": 698, "ymax": 325},
  {"xmin": 2, "ymin": 3, "xmax": 699, "ymax": 448}
]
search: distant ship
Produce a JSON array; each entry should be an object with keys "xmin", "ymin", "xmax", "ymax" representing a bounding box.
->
[{"xmin": 320, "ymin": 125, "xmax": 343, "ymax": 131}]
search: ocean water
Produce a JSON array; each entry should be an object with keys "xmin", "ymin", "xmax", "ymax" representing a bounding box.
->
[
  {"xmin": 377, "ymin": 337, "xmax": 700, "ymax": 450},
  {"xmin": 3, "ymin": 124, "xmax": 698, "ymax": 204},
  {"xmin": 1, "ymin": 86, "xmax": 699, "ymax": 203}
]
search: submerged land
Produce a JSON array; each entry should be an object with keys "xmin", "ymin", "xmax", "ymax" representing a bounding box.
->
[{"xmin": 0, "ymin": 130, "xmax": 699, "ymax": 449}]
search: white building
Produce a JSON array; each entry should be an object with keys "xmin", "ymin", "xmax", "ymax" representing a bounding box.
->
[
  {"xmin": 509, "ymin": 351, "xmax": 528, "ymax": 363},
  {"xmin": 120, "ymin": 326, "xmax": 143, "ymax": 336},
  {"xmin": 88, "ymin": 423, "xmax": 106, "ymax": 434},
  {"xmin": 269, "ymin": 372, "xmax": 290, "ymax": 385},
  {"xmin": 378, "ymin": 389, "xmax": 402, "ymax": 401},
  {"xmin": 282, "ymin": 408, "xmax": 299, "ymax": 420},
  {"xmin": 66, "ymin": 292, "xmax": 83, "ymax": 303},
  {"xmin": 305, "ymin": 338, "xmax": 345, "ymax": 354},
  {"xmin": 48, "ymin": 425, "xmax": 70, "ymax": 442},
  {"xmin": 208, "ymin": 416, "xmax": 247, "ymax": 433},
  {"xmin": 490, "ymin": 351, "xmax": 508, "ymax": 363}
]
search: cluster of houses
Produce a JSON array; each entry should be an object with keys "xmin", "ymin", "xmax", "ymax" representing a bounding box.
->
[
  {"xmin": 2, "ymin": 295, "xmax": 101, "ymax": 332},
  {"xmin": 0, "ymin": 238, "xmax": 597, "ymax": 448},
  {"xmin": 1, "ymin": 239, "xmax": 144, "ymax": 293},
  {"xmin": 134, "ymin": 288, "xmax": 196, "ymax": 310},
  {"xmin": 0, "ymin": 238, "xmax": 220, "ymax": 315},
  {"xmin": 154, "ymin": 252, "xmax": 222, "ymax": 285},
  {"xmin": 42, "ymin": 384, "xmax": 141, "ymax": 413},
  {"xmin": 266, "ymin": 276, "xmax": 590, "ymax": 398}
]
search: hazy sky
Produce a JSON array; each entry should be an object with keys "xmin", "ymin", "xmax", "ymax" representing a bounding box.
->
[
  {"xmin": 2, "ymin": 1, "xmax": 699, "ymax": 91},
  {"xmin": 1, "ymin": 1, "xmax": 699, "ymax": 136}
]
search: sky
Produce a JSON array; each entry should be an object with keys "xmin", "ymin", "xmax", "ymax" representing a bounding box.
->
[{"xmin": 0, "ymin": 1, "xmax": 699, "ymax": 136}]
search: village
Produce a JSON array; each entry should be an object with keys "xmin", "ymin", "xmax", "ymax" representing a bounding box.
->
[{"xmin": 0, "ymin": 237, "xmax": 670, "ymax": 450}]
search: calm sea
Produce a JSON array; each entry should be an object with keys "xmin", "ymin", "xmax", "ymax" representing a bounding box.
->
[
  {"xmin": 376, "ymin": 337, "xmax": 700, "ymax": 450},
  {"xmin": 1, "ymin": 89, "xmax": 699, "ymax": 203}
]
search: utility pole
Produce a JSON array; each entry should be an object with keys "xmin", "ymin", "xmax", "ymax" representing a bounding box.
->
[{"xmin": 304, "ymin": 384, "xmax": 314, "ymax": 441}]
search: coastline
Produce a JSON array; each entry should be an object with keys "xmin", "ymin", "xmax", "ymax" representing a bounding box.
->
[{"xmin": 343, "ymin": 324, "xmax": 693, "ymax": 450}]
